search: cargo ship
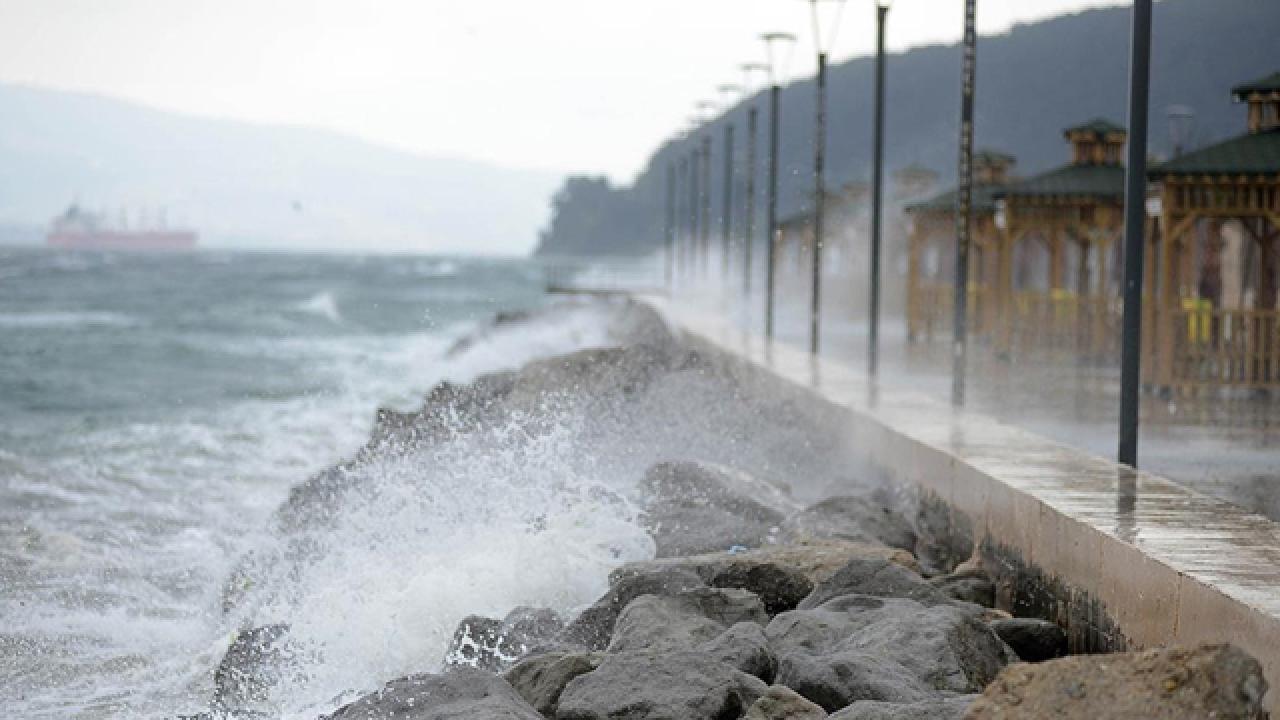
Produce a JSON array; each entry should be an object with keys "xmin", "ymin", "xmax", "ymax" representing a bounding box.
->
[{"xmin": 46, "ymin": 205, "xmax": 197, "ymax": 251}]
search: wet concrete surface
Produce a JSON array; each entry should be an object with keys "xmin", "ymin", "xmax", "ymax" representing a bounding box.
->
[{"xmin": 681, "ymin": 289, "xmax": 1280, "ymax": 522}]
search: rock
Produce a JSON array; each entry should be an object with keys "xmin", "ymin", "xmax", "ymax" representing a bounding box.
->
[
  {"xmin": 745, "ymin": 685, "xmax": 828, "ymax": 719},
  {"xmin": 699, "ymin": 622, "xmax": 778, "ymax": 682},
  {"xmin": 930, "ymin": 573, "xmax": 995, "ymax": 608},
  {"xmin": 768, "ymin": 594, "xmax": 1013, "ymax": 711},
  {"xmin": 504, "ymin": 651, "xmax": 604, "ymax": 716},
  {"xmin": 607, "ymin": 587, "xmax": 768, "ymax": 653},
  {"xmin": 212, "ymin": 624, "xmax": 294, "ymax": 713},
  {"xmin": 610, "ymin": 539, "xmax": 920, "ymax": 616},
  {"xmin": 559, "ymin": 566, "xmax": 708, "ymax": 650},
  {"xmin": 798, "ymin": 557, "xmax": 950, "ymax": 610},
  {"xmin": 444, "ymin": 607, "xmax": 564, "ymax": 672},
  {"xmin": 988, "ymin": 618, "xmax": 1066, "ymax": 663},
  {"xmin": 505, "ymin": 344, "xmax": 674, "ymax": 414},
  {"xmin": 829, "ymin": 696, "xmax": 976, "ymax": 719},
  {"xmin": 638, "ymin": 461, "xmax": 793, "ymax": 558},
  {"xmin": 555, "ymin": 650, "xmax": 768, "ymax": 720},
  {"xmin": 783, "ymin": 495, "xmax": 917, "ymax": 551},
  {"xmin": 965, "ymin": 644, "xmax": 1267, "ymax": 720},
  {"xmin": 321, "ymin": 667, "xmax": 542, "ymax": 719}
]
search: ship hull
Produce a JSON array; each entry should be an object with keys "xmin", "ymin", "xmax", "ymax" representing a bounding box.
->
[{"xmin": 47, "ymin": 231, "xmax": 198, "ymax": 251}]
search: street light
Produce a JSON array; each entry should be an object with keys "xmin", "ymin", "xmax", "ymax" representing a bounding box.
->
[
  {"xmin": 952, "ymin": 0, "xmax": 978, "ymax": 406},
  {"xmin": 717, "ymin": 84, "xmax": 744, "ymax": 288},
  {"xmin": 696, "ymin": 100, "xmax": 718, "ymax": 281},
  {"xmin": 803, "ymin": 0, "xmax": 849, "ymax": 356},
  {"xmin": 740, "ymin": 62, "xmax": 769, "ymax": 308},
  {"xmin": 869, "ymin": 0, "xmax": 891, "ymax": 376},
  {"xmin": 761, "ymin": 31, "xmax": 797, "ymax": 342}
]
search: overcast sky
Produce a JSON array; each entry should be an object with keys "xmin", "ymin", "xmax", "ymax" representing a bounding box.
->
[{"xmin": 0, "ymin": 0, "xmax": 1126, "ymax": 182}]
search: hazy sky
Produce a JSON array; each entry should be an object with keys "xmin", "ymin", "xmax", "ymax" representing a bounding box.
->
[{"xmin": 0, "ymin": 0, "xmax": 1126, "ymax": 182}]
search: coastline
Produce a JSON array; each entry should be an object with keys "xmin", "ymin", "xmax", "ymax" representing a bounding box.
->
[{"xmin": 198, "ymin": 297, "xmax": 1268, "ymax": 719}]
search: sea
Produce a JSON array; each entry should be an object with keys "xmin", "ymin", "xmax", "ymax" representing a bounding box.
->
[{"xmin": 0, "ymin": 249, "xmax": 649, "ymax": 718}]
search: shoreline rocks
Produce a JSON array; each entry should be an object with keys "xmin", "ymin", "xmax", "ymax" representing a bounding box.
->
[{"xmin": 206, "ymin": 301, "xmax": 1270, "ymax": 720}]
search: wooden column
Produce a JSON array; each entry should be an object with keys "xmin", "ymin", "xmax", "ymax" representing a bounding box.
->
[{"xmin": 907, "ymin": 218, "xmax": 924, "ymax": 342}]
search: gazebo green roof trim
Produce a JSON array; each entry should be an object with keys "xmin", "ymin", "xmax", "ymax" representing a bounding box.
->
[
  {"xmin": 1233, "ymin": 72, "xmax": 1280, "ymax": 99},
  {"xmin": 1064, "ymin": 118, "xmax": 1127, "ymax": 138},
  {"xmin": 1149, "ymin": 130, "xmax": 1280, "ymax": 178},
  {"xmin": 996, "ymin": 164, "xmax": 1126, "ymax": 201},
  {"xmin": 904, "ymin": 183, "xmax": 1005, "ymax": 215}
]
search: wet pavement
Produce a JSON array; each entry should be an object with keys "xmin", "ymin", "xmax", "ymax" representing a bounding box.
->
[{"xmin": 677, "ymin": 284, "xmax": 1280, "ymax": 522}]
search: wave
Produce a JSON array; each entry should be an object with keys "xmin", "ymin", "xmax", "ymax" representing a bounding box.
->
[
  {"xmin": 0, "ymin": 311, "xmax": 142, "ymax": 329},
  {"xmin": 291, "ymin": 292, "xmax": 342, "ymax": 323}
]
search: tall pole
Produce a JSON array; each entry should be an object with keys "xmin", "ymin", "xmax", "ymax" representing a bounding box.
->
[
  {"xmin": 952, "ymin": 0, "xmax": 977, "ymax": 406},
  {"xmin": 700, "ymin": 134, "xmax": 713, "ymax": 279},
  {"xmin": 722, "ymin": 122, "xmax": 736, "ymax": 284},
  {"xmin": 664, "ymin": 160, "xmax": 675, "ymax": 291},
  {"xmin": 688, "ymin": 148, "xmax": 699, "ymax": 285},
  {"xmin": 744, "ymin": 104, "xmax": 759, "ymax": 304},
  {"xmin": 765, "ymin": 84, "xmax": 782, "ymax": 341},
  {"xmin": 810, "ymin": 52, "xmax": 828, "ymax": 356},
  {"xmin": 1118, "ymin": 0, "xmax": 1153, "ymax": 468},
  {"xmin": 869, "ymin": 3, "xmax": 888, "ymax": 376}
]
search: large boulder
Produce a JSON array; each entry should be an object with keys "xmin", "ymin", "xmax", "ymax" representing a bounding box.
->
[
  {"xmin": 767, "ymin": 594, "xmax": 1012, "ymax": 711},
  {"xmin": 700, "ymin": 622, "xmax": 778, "ymax": 682},
  {"xmin": 321, "ymin": 667, "xmax": 542, "ymax": 719},
  {"xmin": 610, "ymin": 539, "xmax": 919, "ymax": 616},
  {"xmin": 783, "ymin": 496, "xmax": 917, "ymax": 551},
  {"xmin": 559, "ymin": 565, "xmax": 708, "ymax": 650},
  {"xmin": 555, "ymin": 651, "xmax": 768, "ymax": 720},
  {"xmin": 964, "ymin": 644, "xmax": 1267, "ymax": 719},
  {"xmin": 638, "ymin": 461, "xmax": 795, "ymax": 558},
  {"xmin": 829, "ymin": 696, "xmax": 976, "ymax": 719},
  {"xmin": 444, "ymin": 607, "xmax": 564, "ymax": 673},
  {"xmin": 798, "ymin": 557, "xmax": 950, "ymax": 610},
  {"xmin": 607, "ymin": 587, "xmax": 768, "ymax": 654},
  {"xmin": 745, "ymin": 685, "xmax": 829, "ymax": 719},
  {"xmin": 504, "ymin": 651, "xmax": 604, "ymax": 717}
]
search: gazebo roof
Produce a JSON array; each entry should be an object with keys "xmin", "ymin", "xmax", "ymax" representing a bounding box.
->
[
  {"xmin": 1232, "ymin": 72, "xmax": 1280, "ymax": 100},
  {"xmin": 904, "ymin": 183, "xmax": 1005, "ymax": 215},
  {"xmin": 997, "ymin": 163, "xmax": 1125, "ymax": 201},
  {"xmin": 1064, "ymin": 118, "xmax": 1127, "ymax": 138},
  {"xmin": 1149, "ymin": 130, "xmax": 1280, "ymax": 178}
]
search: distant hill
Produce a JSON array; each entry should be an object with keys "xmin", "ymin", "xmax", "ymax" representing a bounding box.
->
[
  {"xmin": 0, "ymin": 85, "xmax": 559, "ymax": 254},
  {"xmin": 535, "ymin": 0, "xmax": 1280, "ymax": 257}
]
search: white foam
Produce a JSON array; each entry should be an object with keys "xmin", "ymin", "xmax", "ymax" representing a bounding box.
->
[
  {"xmin": 292, "ymin": 291, "xmax": 343, "ymax": 323},
  {"xmin": 0, "ymin": 311, "xmax": 141, "ymax": 328}
]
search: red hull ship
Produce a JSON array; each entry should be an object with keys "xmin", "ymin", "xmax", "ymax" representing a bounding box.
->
[{"xmin": 46, "ymin": 205, "xmax": 197, "ymax": 251}]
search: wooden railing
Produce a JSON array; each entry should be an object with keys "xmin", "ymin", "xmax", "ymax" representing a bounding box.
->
[
  {"xmin": 1008, "ymin": 291, "xmax": 1121, "ymax": 358},
  {"xmin": 1168, "ymin": 307, "xmax": 1280, "ymax": 389},
  {"xmin": 910, "ymin": 282, "xmax": 991, "ymax": 340}
]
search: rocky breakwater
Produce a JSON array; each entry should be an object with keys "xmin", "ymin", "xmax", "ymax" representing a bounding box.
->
[{"xmin": 206, "ymin": 299, "xmax": 1269, "ymax": 720}]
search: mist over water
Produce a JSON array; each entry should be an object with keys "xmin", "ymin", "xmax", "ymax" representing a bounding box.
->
[{"xmin": 0, "ymin": 249, "xmax": 867, "ymax": 719}]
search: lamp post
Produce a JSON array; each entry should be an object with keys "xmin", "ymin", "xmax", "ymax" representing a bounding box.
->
[
  {"xmin": 718, "ymin": 85, "xmax": 744, "ymax": 288},
  {"xmin": 805, "ymin": 0, "xmax": 849, "ymax": 357},
  {"xmin": 1117, "ymin": 0, "xmax": 1153, "ymax": 468},
  {"xmin": 686, "ymin": 126, "xmax": 701, "ymax": 287},
  {"xmin": 869, "ymin": 0, "xmax": 891, "ymax": 376},
  {"xmin": 952, "ymin": 0, "xmax": 977, "ymax": 406},
  {"xmin": 697, "ymin": 101, "xmax": 717, "ymax": 282},
  {"xmin": 762, "ymin": 31, "xmax": 797, "ymax": 342},
  {"xmin": 665, "ymin": 159, "xmax": 675, "ymax": 291},
  {"xmin": 741, "ymin": 63, "xmax": 769, "ymax": 308}
]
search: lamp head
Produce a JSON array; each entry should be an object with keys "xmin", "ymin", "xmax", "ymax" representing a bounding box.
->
[{"xmin": 876, "ymin": 0, "xmax": 892, "ymax": 9}]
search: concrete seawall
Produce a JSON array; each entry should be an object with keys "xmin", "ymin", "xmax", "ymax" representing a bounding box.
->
[{"xmin": 644, "ymin": 296, "xmax": 1280, "ymax": 712}]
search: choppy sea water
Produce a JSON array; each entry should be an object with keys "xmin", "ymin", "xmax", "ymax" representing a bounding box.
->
[{"xmin": 0, "ymin": 249, "xmax": 635, "ymax": 718}]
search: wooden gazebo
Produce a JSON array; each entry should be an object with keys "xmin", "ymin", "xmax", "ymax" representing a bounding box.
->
[
  {"xmin": 903, "ymin": 151, "xmax": 1016, "ymax": 342},
  {"xmin": 993, "ymin": 119, "xmax": 1128, "ymax": 357},
  {"xmin": 1146, "ymin": 72, "xmax": 1280, "ymax": 392}
]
